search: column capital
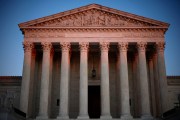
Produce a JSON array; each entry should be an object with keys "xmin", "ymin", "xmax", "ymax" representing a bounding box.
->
[
  {"xmin": 60, "ymin": 42, "xmax": 71, "ymax": 52},
  {"xmin": 41, "ymin": 42, "xmax": 52, "ymax": 52},
  {"xmin": 100, "ymin": 42, "xmax": 109, "ymax": 52},
  {"xmin": 79, "ymin": 42, "xmax": 89, "ymax": 52},
  {"xmin": 118, "ymin": 42, "xmax": 128, "ymax": 52},
  {"xmin": 156, "ymin": 41, "xmax": 165, "ymax": 52},
  {"xmin": 23, "ymin": 41, "xmax": 34, "ymax": 52},
  {"xmin": 137, "ymin": 42, "xmax": 147, "ymax": 52}
]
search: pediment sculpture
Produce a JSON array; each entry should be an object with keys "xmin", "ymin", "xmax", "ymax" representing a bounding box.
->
[{"xmin": 29, "ymin": 9, "xmax": 157, "ymax": 27}]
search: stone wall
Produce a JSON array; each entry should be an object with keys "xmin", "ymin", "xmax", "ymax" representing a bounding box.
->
[
  {"xmin": 0, "ymin": 76, "xmax": 21, "ymax": 110},
  {"xmin": 0, "ymin": 73, "xmax": 179, "ymax": 118},
  {"xmin": 167, "ymin": 76, "xmax": 180, "ymax": 110}
]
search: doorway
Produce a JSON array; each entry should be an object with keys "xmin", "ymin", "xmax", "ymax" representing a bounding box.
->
[{"xmin": 88, "ymin": 86, "xmax": 101, "ymax": 118}]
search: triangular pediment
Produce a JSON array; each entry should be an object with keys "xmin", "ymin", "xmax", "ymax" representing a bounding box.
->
[{"xmin": 19, "ymin": 4, "xmax": 169, "ymax": 29}]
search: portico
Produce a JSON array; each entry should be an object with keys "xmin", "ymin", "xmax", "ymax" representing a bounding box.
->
[{"xmin": 18, "ymin": 4, "xmax": 169, "ymax": 120}]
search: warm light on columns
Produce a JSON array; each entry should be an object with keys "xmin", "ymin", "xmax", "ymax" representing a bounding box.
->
[
  {"xmin": 118, "ymin": 42, "xmax": 132, "ymax": 119},
  {"xmin": 78, "ymin": 42, "xmax": 89, "ymax": 119},
  {"xmin": 57, "ymin": 42, "xmax": 71, "ymax": 119},
  {"xmin": 137, "ymin": 42, "xmax": 153, "ymax": 120},
  {"xmin": 100, "ymin": 42, "xmax": 112, "ymax": 119},
  {"xmin": 20, "ymin": 41, "xmax": 34, "ymax": 116}
]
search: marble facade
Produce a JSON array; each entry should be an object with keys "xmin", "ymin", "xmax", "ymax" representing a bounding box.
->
[{"xmin": 1, "ymin": 4, "xmax": 173, "ymax": 120}]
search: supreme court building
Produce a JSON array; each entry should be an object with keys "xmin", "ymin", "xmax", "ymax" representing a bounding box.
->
[{"xmin": 18, "ymin": 4, "xmax": 170, "ymax": 120}]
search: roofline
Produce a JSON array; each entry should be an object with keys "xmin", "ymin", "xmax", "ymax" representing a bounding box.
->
[
  {"xmin": 20, "ymin": 26, "xmax": 168, "ymax": 29},
  {"xmin": 18, "ymin": 3, "xmax": 170, "ymax": 28},
  {"xmin": 167, "ymin": 76, "xmax": 180, "ymax": 79},
  {"xmin": 0, "ymin": 76, "xmax": 22, "ymax": 79}
]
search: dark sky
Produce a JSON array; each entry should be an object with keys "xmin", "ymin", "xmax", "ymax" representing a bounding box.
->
[{"xmin": 0, "ymin": 0, "xmax": 180, "ymax": 76}]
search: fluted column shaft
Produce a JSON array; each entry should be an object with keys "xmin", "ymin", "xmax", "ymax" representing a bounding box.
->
[
  {"xmin": 148, "ymin": 57, "xmax": 156, "ymax": 117},
  {"xmin": 156, "ymin": 42, "xmax": 168, "ymax": 113},
  {"xmin": 132, "ymin": 53, "xmax": 140, "ymax": 117},
  {"xmin": 29, "ymin": 50, "xmax": 36, "ymax": 117},
  {"xmin": 78, "ymin": 42, "xmax": 89, "ymax": 119},
  {"xmin": 153, "ymin": 53, "xmax": 161, "ymax": 117},
  {"xmin": 137, "ymin": 42, "xmax": 152, "ymax": 120},
  {"xmin": 37, "ymin": 42, "xmax": 52, "ymax": 119},
  {"xmin": 100, "ymin": 42, "xmax": 112, "ymax": 119},
  {"xmin": 20, "ymin": 41, "xmax": 34, "ymax": 115},
  {"xmin": 57, "ymin": 42, "xmax": 70, "ymax": 119},
  {"xmin": 118, "ymin": 42, "xmax": 132, "ymax": 119}
]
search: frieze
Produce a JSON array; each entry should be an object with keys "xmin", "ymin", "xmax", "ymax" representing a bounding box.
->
[
  {"xmin": 30, "ymin": 9, "xmax": 156, "ymax": 27},
  {"xmin": 24, "ymin": 30, "xmax": 164, "ymax": 38}
]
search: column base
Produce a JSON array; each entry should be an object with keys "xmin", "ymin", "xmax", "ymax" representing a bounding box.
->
[
  {"xmin": 100, "ymin": 115, "xmax": 112, "ymax": 119},
  {"xmin": 57, "ymin": 115, "xmax": 69, "ymax": 120},
  {"xmin": 121, "ymin": 114, "xmax": 133, "ymax": 120},
  {"xmin": 141, "ymin": 114, "xmax": 153, "ymax": 120},
  {"xmin": 77, "ymin": 114, "xmax": 89, "ymax": 119},
  {"xmin": 36, "ymin": 115, "xmax": 49, "ymax": 120}
]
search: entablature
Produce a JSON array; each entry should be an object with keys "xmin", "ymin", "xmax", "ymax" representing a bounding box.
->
[
  {"xmin": 24, "ymin": 37, "xmax": 164, "ymax": 43},
  {"xmin": 23, "ymin": 28, "xmax": 165, "ymax": 39}
]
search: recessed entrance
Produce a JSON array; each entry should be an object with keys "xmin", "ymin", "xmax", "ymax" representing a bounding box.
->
[{"xmin": 88, "ymin": 86, "xmax": 101, "ymax": 118}]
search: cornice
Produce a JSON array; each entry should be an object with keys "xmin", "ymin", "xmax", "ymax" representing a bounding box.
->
[
  {"xmin": 22, "ymin": 27, "xmax": 167, "ymax": 33},
  {"xmin": 0, "ymin": 76, "xmax": 22, "ymax": 86},
  {"xmin": 20, "ymin": 26, "xmax": 168, "ymax": 29},
  {"xmin": 167, "ymin": 76, "xmax": 180, "ymax": 79},
  {"xmin": 167, "ymin": 77, "xmax": 180, "ymax": 86},
  {"xmin": 0, "ymin": 76, "xmax": 22, "ymax": 80}
]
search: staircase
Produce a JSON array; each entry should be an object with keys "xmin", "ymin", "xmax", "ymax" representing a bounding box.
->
[
  {"xmin": 161, "ymin": 107, "xmax": 180, "ymax": 120},
  {"xmin": 0, "ymin": 107, "xmax": 26, "ymax": 120}
]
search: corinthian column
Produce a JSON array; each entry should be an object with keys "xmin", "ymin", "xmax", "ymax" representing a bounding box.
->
[
  {"xmin": 118, "ymin": 42, "xmax": 132, "ymax": 120},
  {"xmin": 78, "ymin": 42, "xmax": 89, "ymax": 119},
  {"xmin": 36, "ymin": 42, "xmax": 52, "ymax": 119},
  {"xmin": 57, "ymin": 42, "xmax": 70, "ymax": 119},
  {"xmin": 20, "ymin": 41, "xmax": 34, "ymax": 116},
  {"xmin": 156, "ymin": 42, "xmax": 168, "ymax": 113},
  {"xmin": 137, "ymin": 42, "xmax": 153, "ymax": 120},
  {"xmin": 100, "ymin": 42, "xmax": 112, "ymax": 119}
]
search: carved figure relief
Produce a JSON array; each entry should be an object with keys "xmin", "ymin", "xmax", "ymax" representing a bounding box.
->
[{"xmin": 31, "ymin": 9, "xmax": 155, "ymax": 27}]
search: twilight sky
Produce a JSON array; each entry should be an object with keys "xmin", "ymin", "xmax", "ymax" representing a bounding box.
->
[{"xmin": 0, "ymin": 0, "xmax": 180, "ymax": 76}]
